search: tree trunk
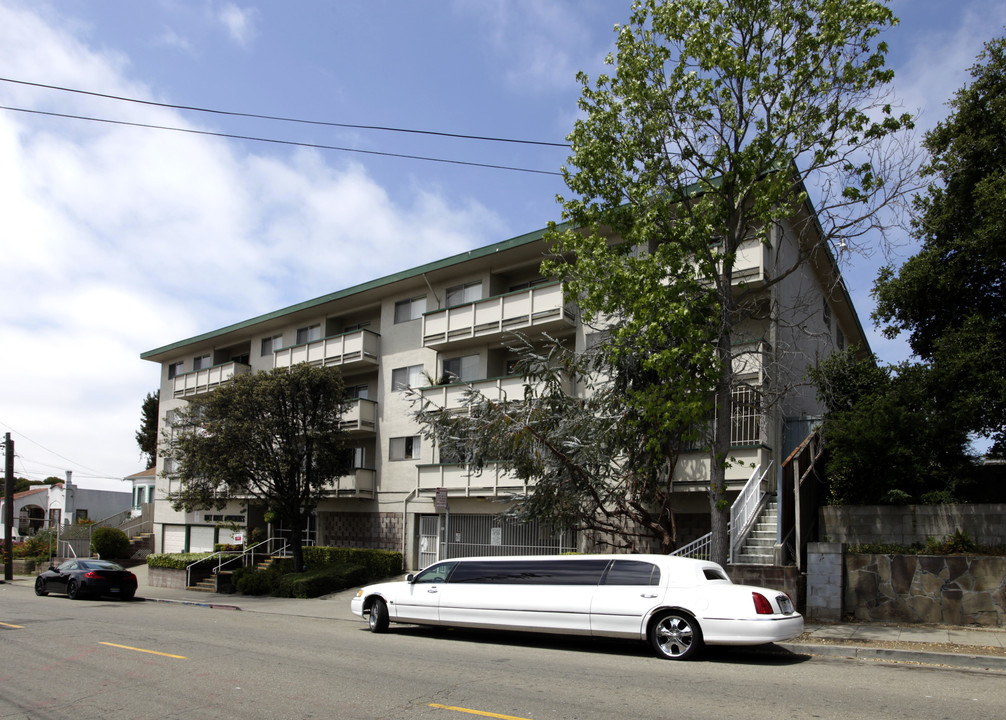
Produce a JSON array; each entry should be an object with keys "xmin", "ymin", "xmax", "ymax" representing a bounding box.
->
[{"xmin": 287, "ymin": 512, "xmax": 306, "ymax": 573}]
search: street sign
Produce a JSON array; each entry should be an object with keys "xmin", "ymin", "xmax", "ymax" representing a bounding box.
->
[{"xmin": 435, "ymin": 487, "xmax": 449, "ymax": 511}]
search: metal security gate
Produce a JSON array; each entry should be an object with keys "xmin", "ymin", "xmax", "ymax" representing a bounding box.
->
[{"xmin": 417, "ymin": 514, "xmax": 577, "ymax": 569}]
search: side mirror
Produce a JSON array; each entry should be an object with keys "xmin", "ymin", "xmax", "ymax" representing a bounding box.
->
[
  {"xmin": 406, "ymin": 573, "xmax": 415, "ymax": 584},
  {"xmin": 48, "ymin": 565, "xmax": 57, "ymax": 572}
]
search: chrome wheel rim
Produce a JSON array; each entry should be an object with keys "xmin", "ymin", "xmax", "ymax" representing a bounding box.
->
[{"xmin": 655, "ymin": 616, "xmax": 693, "ymax": 658}]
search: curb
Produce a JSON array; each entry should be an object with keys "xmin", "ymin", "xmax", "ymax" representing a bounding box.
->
[
  {"xmin": 138, "ymin": 596, "xmax": 242, "ymax": 611},
  {"xmin": 777, "ymin": 642, "xmax": 1006, "ymax": 672}
]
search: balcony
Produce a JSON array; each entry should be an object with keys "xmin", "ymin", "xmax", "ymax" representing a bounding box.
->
[
  {"xmin": 172, "ymin": 361, "xmax": 252, "ymax": 399},
  {"xmin": 422, "ymin": 282, "xmax": 575, "ymax": 349},
  {"xmin": 417, "ymin": 462, "xmax": 527, "ymax": 498},
  {"xmin": 326, "ymin": 468, "xmax": 375, "ymax": 499},
  {"xmin": 272, "ymin": 329, "xmax": 379, "ymax": 372},
  {"xmin": 340, "ymin": 398, "xmax": 377, "ymax": 434},
  {"xmin": 420, "ymin": 374, "xmax": 572, "ymax": 412}
]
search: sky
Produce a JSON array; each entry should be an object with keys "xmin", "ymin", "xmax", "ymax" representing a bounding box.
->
[{"xmin": 1, "ymin": 0, "xmax": 1003, "ymax": 492}]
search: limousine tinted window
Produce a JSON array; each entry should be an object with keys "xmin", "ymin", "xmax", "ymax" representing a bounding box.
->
[
  {"xmin": 450, "ymin": 559, "xmax": 610, "ymax": 585},
  {"xmin": 703, "ymin": 567, "xmax": 729, "ymax": 581},
  {"xmin": 603, "ymin": 560, "xmax": 660, "ymax": 586},
  {"xmin": 413, "ymin": 562, "xmax": 457, "ymax": 583}
]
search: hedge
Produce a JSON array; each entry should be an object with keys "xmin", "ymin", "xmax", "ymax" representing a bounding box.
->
[
  {"xmin": 301, "ymin": 547, "xmax": 402, "ymax": 577},
  {"xmin": 146, "ymin": 552, "xmax": 240, "ymax": 570}
]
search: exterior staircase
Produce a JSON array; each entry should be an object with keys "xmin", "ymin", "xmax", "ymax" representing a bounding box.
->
[{"xmin": 734, "ymin": 500, "xmax": 778, "ymax": 565}]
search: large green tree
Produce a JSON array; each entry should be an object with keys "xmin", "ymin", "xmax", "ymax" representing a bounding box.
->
[
  {"xmin": 809, "ymin": 349, "xmax": 974, "ymax": 504},
  {"xmin": 873, "ymin": 35, "xmax": 1006, "ymax": 454},
  {"xmin": 135, "ymin": 390, "xmax": 159, "ymax": 468},
  {"xmin": 163, "ymin": 364, "xmax": 352, "ymax": 572},
  {"xmin": 541, "ymin": 0, "xmax": 916, "ymax": 565}
]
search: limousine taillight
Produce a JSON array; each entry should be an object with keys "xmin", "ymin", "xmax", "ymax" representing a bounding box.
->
[{"xmin": 753, "ymin": 591, "xmax": 795, "ymax": 615}]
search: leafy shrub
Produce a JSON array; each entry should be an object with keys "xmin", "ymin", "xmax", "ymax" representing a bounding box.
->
[
  {"xmin": 90, "ymin": 527, "xmax": 131, "ymax": 559},
  {"xmin": 147, "ymin": 553, "xmax": 216, "ymax": 570},
  {"xmin": 273, "ymin": 564, "xmax": 368, "ymax": 598},
  {"xmin": 236, "ymin": 568, "xmax": 278, "ymax": 595},
  {"xmin": 13, "ymin": 530, "xmax": 57, "ymax": 562},
  {"xmin": 301, "ymin": 547, "xmax": 402, "ymax": 577}
]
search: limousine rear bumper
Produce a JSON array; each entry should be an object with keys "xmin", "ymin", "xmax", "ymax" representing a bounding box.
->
[{"xmin": 700, "ymin": 614, "xmax": 804, "ymax": 646}]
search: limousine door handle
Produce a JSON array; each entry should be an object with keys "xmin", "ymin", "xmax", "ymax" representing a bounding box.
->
[
  {"xmin": 427, "ymin": 588, "xmax": 439, "ymax": 594},
  {"xmin": 640, "ymin": 593, "xmax": 659, "ymax": 599}
]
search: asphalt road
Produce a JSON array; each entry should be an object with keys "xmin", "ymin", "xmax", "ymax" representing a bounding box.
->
[{"xmin": 2, "ymin": 590, "xmax": 1004, "ymax": 720}]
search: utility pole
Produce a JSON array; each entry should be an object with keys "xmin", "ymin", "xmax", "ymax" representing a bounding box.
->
[{"xmin": 4, "ymin": 433, "xmax": 13, "ymax": 581}]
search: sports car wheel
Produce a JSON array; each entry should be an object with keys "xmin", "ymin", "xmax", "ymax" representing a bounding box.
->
[
  {"xmin": 649, "ymin": 611, "xmax": 702, "ymax": 660},
  {"xmin": 34, "ymin": 577, "xmax": 48, "ymax": 596},
  {"xmin": 368, "ymin": 598, "xmax": 389, "ymax": 633},
  {"xmin": 67, "ymin": 579, "xmax": 82, "ymax": 600}
]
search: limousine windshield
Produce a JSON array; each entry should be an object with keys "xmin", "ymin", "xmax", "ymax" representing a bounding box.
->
[{"xmin": 351, "ymin": 554, "xmax": 803, "ymax": 661}]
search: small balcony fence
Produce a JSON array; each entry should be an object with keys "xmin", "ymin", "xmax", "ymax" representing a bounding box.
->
[
  {"xmin": 172, "ymin": 361, "xmax": 252, "ymax": 399},
  {"xmin": 326, "ymin": 468, "xmax": 376, "ymax": 498},
  {"xmin": 340, "ymin": 398, "xmax": 377, "ymax": 434},
  {"xmin": 272, "ymin": 329, "xmax": 379, "ymax": 372},
  {"xmin": 420, "ymin": 374, "xmax": 573, "ymax": 412},
  {"xmin": 417, "ymin": 462, "xmax": 527, "ymax": 498},
  {"xmin": 422, "ymin": 282, "xmax": 575, "ymax": 348}
]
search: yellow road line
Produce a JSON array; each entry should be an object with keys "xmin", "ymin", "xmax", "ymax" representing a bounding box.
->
[
  {"xmin": 0, "ymin": 621, "xmax": 25, "ymax": 629},
  {"xmin": 98, "ymin": 642, "xmax": 186, "ymax": 659},
  {"xmin": 428, "ymin": 703, "xmax": 533, "ymax": 720}
]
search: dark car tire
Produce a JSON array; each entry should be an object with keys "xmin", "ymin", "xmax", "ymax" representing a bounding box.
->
[
  {"xmin": 649, "ymin": 611, "xmax": 703, "ymax": 660},
  {"xmin": 34, "ymin": 577, "xmax": 48, "ymax": 596},
  {"xmin": 368, "ymin": 598, "xmax": 389, "ymax": 633},
  {"xmin": 67, "ymin": 579, "xmax": 82, "ymax": 600}
]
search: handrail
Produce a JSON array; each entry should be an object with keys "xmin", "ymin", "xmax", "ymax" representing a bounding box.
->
[
  {"xmin": 184, "ymin": 537, "xmax": 290, "ymax": 587},
  {"xmin": 729, "ymin": 463, "xmax": 772, "ymax": 564}
]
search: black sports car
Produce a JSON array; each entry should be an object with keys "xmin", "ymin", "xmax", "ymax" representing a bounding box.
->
[{"xmin": 35, "ymin": 559, "xmax": 137, "ymax": 600}]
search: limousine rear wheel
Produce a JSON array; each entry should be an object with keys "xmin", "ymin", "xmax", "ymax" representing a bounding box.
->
[
  {"xmin": 368, "ymin": 598, "xmax": 389, "ymax": 633},
  {"xmin": 649, "ymin": 611, "xmax": 702, "ymax": 660}
]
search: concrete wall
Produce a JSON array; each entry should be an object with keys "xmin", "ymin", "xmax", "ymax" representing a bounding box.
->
[{"xmin": 819, "ymin": 504, "xmax": 1006, "ymax": 547}]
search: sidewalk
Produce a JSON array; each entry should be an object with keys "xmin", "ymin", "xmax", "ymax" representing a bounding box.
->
[{"xmin": 5, "ymin": 567, "xmax": 1006, "ymax": 671}]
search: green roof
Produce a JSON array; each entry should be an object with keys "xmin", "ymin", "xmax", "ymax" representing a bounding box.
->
[{"xmin": 140, "ymin": 220, "xmax": 567, "ymax": 360}]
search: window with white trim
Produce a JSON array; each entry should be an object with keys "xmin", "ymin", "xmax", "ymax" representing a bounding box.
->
[
  {"xmin": 392, "ymin": 365, "xmax": 425, "ymax": 391},
  {"xmin": 296, "ymin": 324, "xmax": 321, "ymax": 345},
  {"xmin": 192, "ymin": 354, "xmax": 211, "ymax": 371},
  {"xmin": 446, "ymin": 281, "xmax": 482, "ymax": 307},
  {"xmin": 261, "ymin": 335, "xmax": 283, "ymax": 356},
  {"xmin": 394, "ymin": 296, "xmax": 426, "ymax": 323},
  {"xmin": 390, "ymin": 435, "xmax": 422, "ymax": 461},
  {"xmin": 168, "ymin": 361, "xmax": 184, "ymax": 379},
  {"xmin": 442, "ymin": 354, "xmax": 479, "ymax": 383}
]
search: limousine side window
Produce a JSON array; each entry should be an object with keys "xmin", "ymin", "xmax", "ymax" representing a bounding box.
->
[
  {"xmin": 450, "ymin": 559, "xmax": 611, "ymax": 585},
  {"xmin": 602, "ymin": 560, "xmax": 660, "ymax": 586},
  {"xmin": 413, "ymin": 562, "xmax": 457, "ymax": 584}
]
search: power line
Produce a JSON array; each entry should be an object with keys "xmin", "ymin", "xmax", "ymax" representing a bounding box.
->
[
  {"xmin": 0, "ymin": 105, "xmax": 565, "ymax": 177},
  {"xmin": 0, "ymin": 76, "xmax": 571, "ymax": 148}
]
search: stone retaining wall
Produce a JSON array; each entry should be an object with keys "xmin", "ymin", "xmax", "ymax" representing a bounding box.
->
[
  {"xmin": 820, "ymin": 504, "xmax": 1006, "ymax": 547},
  {"xmin": 845, "ymin": 554, "xmax": 1006, "ymax": 626}
]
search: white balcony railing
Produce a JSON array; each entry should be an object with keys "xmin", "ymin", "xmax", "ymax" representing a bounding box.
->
[
  {"xmin": 422, "ymin": 282, "xmax": 574, "ymax": 348},
  {"xmin": 340, "ymin": 398, "xmax": 377, "ymax": 433},
  {"xmin": 172, "ymin": 361, "xmax": 252, "ymax": 398},
  {"xmin": 327, "ymin": 468, "xmax": 376, "ymax": 498},
  {"xmin": 420, "ymin": 374, "xmax": 573, "ymax": 412},
  {"xmin": 417, "ymin": 462, "xmax": 527, "ymax": 497},
  {"xmin": 272, "ymin": 329, "xmax": 379, "ymax": 371}
]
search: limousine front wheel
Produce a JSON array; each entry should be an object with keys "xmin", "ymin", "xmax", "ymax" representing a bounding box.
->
[
  {"xmin": 649, "ymin": 611, "xmax": 702, "ymax": 660},
  {"xmin": 368, "ymin": 599, "xmax": 389, "ymax": 633}
]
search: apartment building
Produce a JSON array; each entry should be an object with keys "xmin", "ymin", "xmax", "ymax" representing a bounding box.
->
[{"xmin": 141, "ymin": 215, "xmax": 866, "ymax": 570}]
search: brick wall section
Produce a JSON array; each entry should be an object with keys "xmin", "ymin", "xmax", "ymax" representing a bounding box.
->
[
  {"xmin": 820, "ymin": 504, "xmax": 1006, "ymax": 546},
  {"xmin": 318, "ymin": 512, "xmax": 402, "ymax": 552}
]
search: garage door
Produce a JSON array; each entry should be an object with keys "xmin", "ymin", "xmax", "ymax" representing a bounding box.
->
[
  {"xmin": 162, "ymin": 525, "xmax": 186, "ymax": 554},
  {"xmin": 189, "ymin": 526, "xmax": 215, "ymax": 552}
]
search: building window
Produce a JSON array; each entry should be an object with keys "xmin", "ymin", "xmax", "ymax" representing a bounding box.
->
[
  {"xmin": 446, "ymin": 281, "xmax": 482, "ymax": 307},
  {"xmin": 394, "ymin": 296, "xmax": 426, "ymax": 323},
  {"xmin": 392, "ymin": 365, "xmax": 425, "ymax": 391},
  {"xmin": 390, "ymin": 435, "xmax": 422, "ymax": 461},
  {"xmin": 75, "ymin": 509, "xmax": 89, "ymax": 523},
  {"xmin": 261, "ymin": 335, "xmax": 283, "ymax": 356},
  {"xmin": 346, "ymin": 384, "xmax": 369, "ymax": 400},
  {"xmin": 823, "ymin": 298, "xmax": 832, "ymax": 330},
  {"xmin": 193, "ymin": 354, "xmax": 211, "ymax": 371},
  {"xmin": 836, "ymin": 326, "xmax": 845, "ymax": 351},
  {"xmin": 442, "ymin": 354, "xmax": 479, "ymax": 383},
  {"xmin": 296, "ymin": 324, "xmax": 321, "ymax": 345},
  {"xmin": 168, "ymin": 361, "xmax": 184, "ymax": 379}
]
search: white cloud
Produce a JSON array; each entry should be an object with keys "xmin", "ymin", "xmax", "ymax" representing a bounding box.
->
[
  {"xmin": 216, "ymin": 3, "xmax": 259, "ymax": 47},
  {"xmin": 0, "ymin": 2, "xmax": 504, "ymax": 488}
]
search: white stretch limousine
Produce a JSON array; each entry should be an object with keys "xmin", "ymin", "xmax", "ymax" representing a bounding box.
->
[{"xmin": 351, "ymin": 554, "xmax": 803, "ymax": 660}]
